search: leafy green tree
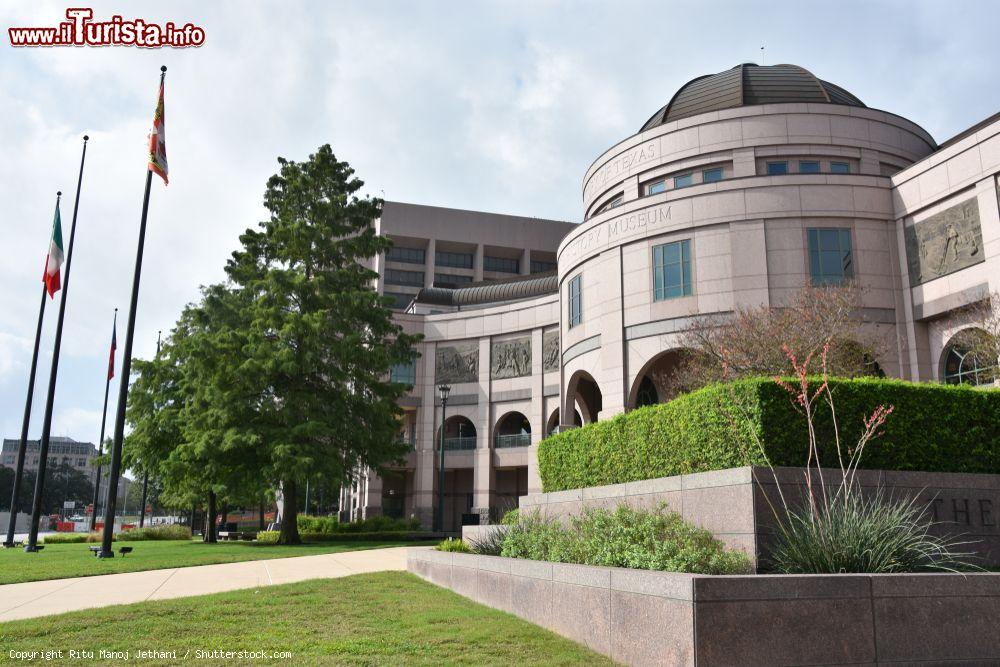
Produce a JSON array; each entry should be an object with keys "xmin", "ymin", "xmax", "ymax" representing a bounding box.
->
[
  {"xmin": 0, "ymin": 463, "xmax": 93, "ymax": 515},
  {"xmin": 221, "ymin": 145, "xmax": 420, "ymax": 543}
]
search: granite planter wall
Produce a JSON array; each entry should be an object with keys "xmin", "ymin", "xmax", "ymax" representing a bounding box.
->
[
  {"xmin": 408, "ymin": 547, "xmax": 1000, "ymax": 666},
  {"xmin": 519, "ymin": 466, "xmax": 1000, "ymax": 569}
]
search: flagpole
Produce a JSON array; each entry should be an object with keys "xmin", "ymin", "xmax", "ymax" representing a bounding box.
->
[
  {"xmin": 3, "ymin": 193, "xmax": 60, "ymax": 548},
  {"xmin": 137, "ymin": 330, "xmax": 160, "ymax": 529},
  {"xmin": 25, "ymin": 138, "xmax": 89, "ymax": 552},
  {"xmin": 88, "ymin": 308, "xmax": 117, "ymax": 533},
  {"xmin": 99, "ymin": 66, "xmax": 166, "ymax": 558}
]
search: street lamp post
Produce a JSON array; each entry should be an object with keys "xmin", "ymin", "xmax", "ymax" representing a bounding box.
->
[{"xmin": 435, "ymin": 384, "xmax": 451, "ymax": 533}]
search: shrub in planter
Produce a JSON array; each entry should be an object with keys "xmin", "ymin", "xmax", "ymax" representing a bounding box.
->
[
  {"xmin": 435, "ymin": 537, "xmax": 471, "ymax": 553},
  {"xmin": 501, "ymin": 505, "xmax": 752, "ymax": 575}
]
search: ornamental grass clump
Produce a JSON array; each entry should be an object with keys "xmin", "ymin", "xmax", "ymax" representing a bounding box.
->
[
  {"xmin": 500, "ymin": 505, "xmax": 751, "ymax": 575},
  {"xmin": 435, "ymin": 537, "xmax": 471, "ymax": 553},
  {"xmin": 740, "ymin": 339, "xmax": 976, "ymax": 574}
]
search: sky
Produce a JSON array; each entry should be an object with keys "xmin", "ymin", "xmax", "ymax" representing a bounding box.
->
[{"xmin": 1, "ymin": 0, "xmax": 999, "ymax": 452}]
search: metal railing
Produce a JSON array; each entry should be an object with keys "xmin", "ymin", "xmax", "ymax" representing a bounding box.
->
[
  {"xmin": 442, "ymin": 436, "xmax": 477, "ymax": 451},
  {"xmin": 494, "ymin": 433, "xmax": 531, "ymax": 449}
]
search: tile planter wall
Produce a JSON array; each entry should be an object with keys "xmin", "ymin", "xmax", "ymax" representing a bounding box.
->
[
  {"xmin": 521, "ymin": 466, "xmax": 1000, "ymax": 569},
  {"xmin": 408, "ymin": 547, "xmax": 1000, "ymax": 666}
]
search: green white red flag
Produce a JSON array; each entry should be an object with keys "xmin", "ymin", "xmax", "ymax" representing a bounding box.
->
[
  {"xmin": 148, "ymin": 77, "xmax": 168, "ymax": 185},
  {"xmin": 42, "ymin": 200, "xmax": 64, "ymax": 298}
]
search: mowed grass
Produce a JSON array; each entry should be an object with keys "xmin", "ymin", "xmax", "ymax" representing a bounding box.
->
[
  {"xmin": 0, "ymin": 539, "xmax": 435, "ymax": 585},
  {"xmin": 0, "ymin": 571, "xmax": 613, "ymax": 666}
]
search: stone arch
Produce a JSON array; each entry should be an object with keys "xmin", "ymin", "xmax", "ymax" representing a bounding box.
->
[
  {"xmin": 940, "ymin": 327, "xmax": 998, "ymax": 386},
  {"xmin": 565, "ymin": 370, "xmax": 603, "ymax": 424},
  {"xmin": 627, "ymin": 349, "xmax": 687, "ymax": 409},
  {"xmin": 435, "ymin": 415, "xmax": 477, "ymax": 451},
  {"xmin": 493, "ymin": 411, "xmax": 531, "ymax": 448},
  {"xmin": 545, "ymin": 408, "xmax": 582, "ymax": 436}
]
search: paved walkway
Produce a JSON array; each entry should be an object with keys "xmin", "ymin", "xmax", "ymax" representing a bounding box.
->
[{"xmin": 0, "ymin": 546, "xmax": 410, "ymax": 622}]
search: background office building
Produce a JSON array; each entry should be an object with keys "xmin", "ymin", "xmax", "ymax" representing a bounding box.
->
[{"xmin": 344, "ymin": 63, "xmax": 1000, "ymax": 530}]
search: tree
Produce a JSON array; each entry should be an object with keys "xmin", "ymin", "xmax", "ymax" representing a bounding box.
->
[
  {"xmin": 0, "ymin": 463, "xmax": 92, "ymax": 516},
  {"xmin": 668, "ymin": 285, "xmax": 886, "ymax": 394},
  {"xmin": 221, "ymin": 145, "xmax": 420, "ymax": 543},
  {"xmin": 946, "ymin": 292, "xmax": 1000, "ymax": 385}
]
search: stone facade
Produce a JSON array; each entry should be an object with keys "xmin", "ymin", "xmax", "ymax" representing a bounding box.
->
[{"xmin": 345, "ymin": 65, "xmax": 1000, "ymax": 532}]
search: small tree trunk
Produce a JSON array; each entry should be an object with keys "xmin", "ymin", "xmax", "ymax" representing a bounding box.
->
[
  {"xmin": 205, "ymin": 490, "xmax": 218, "ymax": 544},
  {"xmin": 219, "ymin": 504, "xmax": 229, "ymax": 528},
  {"xmin": 258, "ymin": 500, "xmax": 266, "ymax": 531},
  {"xmin": 278, "ymin": 480, "xmax": 300, "ymax": 544}
]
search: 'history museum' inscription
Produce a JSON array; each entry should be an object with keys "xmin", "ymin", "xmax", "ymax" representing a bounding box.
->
[
  {"xmin": 904, "ymin": 198, "xmax": 984, "ymax": 286},
  {"xmin": 564, "ymin": 204, "xmax": 672, "ymax": 261}
]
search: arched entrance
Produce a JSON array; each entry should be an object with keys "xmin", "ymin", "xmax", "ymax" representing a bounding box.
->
[
  {"xmin": 627, "ymin": 349, "xmax": 687, "ymax": 409},
  {"xmin": 436, "ymin": 415, "xmax": 477, "ymax": 450},
  {"xmin": 941, "ymin": 328, "xmax": 998, "ymax": 386},
  {"xmin": 546, "ymin": 408, "xmax": 582, "ymax": 435},
  {"xmin": 494, "ymin": 412, "xmax": 531, "ymax": 448},
  {"xmin": 565, "ymin": 370, "xmax": 603, "ymax": 424}
]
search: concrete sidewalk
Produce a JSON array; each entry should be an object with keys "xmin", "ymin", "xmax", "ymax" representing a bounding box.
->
[{"xmin": 0, "ymin": 546, "xmax": 410, "ymax": 622}]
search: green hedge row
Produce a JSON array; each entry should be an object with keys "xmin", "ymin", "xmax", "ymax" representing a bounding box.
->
[
  {"xmin": 256, "ymin": 530, "xmax": 435, "ymax": 544},
  {"xmin": 538, "ymin": 377, "xmax": 1000, "ymax": 492}
]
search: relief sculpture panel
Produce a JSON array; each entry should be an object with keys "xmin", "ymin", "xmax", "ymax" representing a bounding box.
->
[
  {"xmin": 491, "ymin": 337, "xmax": 531, "ymax": 379},
  {"xmin": 542, "ymin": 330, "xmax": 559, "ymax": 371},
  {"xmin": 904, "ymin": 198, "xmax": 984, "ymax": 286},
  {"xmin": 435, "ymin": 340, "xmax": 479, "ymax": 384}
]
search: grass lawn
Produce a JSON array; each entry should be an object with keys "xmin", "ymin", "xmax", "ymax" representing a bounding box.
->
[
  {"xmin": 0, "ymin": 571, "xmax": 612, "ymax": 666},
  {"xmin": 0, "ymin": 539, "xmax": 435, "ymax": 585}
]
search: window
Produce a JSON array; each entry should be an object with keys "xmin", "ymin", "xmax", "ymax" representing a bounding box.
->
[
  {"xmin": 702, "ymin": 168, "xmax": 723, "ymax": 183},
  {"xmin": 647, "ymin": 179, "xmax": 667, "ymax": 195},
  {"xmin": 673, "ymin": 173, "xmax": 693, "ymax": 188},
  {"xmin": 831, "ymin": 161, "xmax": 850, "ymax": 174},
  {"xmin": 807, "ymin": 228, "xmax": 854, "ymax": 285},
  {"xmin": 767, "ymin": 161, "xmax": 788, "ymax": 175},
  {"xmin": 652, "ymin": 239, "xmax": 693, "ymax": 300},
  {"xmin": 484, "ymin": 255, "xmax": 519, "ymax": 273},
  {"xmin": 942, "ymin": 332, "xmax": 998, "ymax": 386},
  {"xmin": 390, "ymin": 360, "xmax": 417, "ymax": 386},
  {"xmin": 568, "ymin": 275, "xmax": 582, "ymax": 329},
  {"xmin": 386, "ymin": 246, "xmax": 425, "ymax": 264},
  {"xmin": 530, "ymin": 259, "xmax": 557, "ymax": 273},
  {"xmin": 77, "ymin": 458, "xmax": 86, "ymax": 467},
  {"xmin": 594, "ymin": 194, "xmax": 624, "ymax": 216},
  {"xmin": 384, "ymin": 268, "xmax": 424, "ymax": 287},
  {"xmin": 433, "ymin": 273, "xmax": 473, "ymax": 286},
  {"xmin": 799, "ymin": 161, "xmax": 820, "ymax": 174},
  {"xmin": 384, "ymin": 292, "xmax": 414, "ymax": 310},
  {"xmin": 435, "ymin": 250, "xmax": 474, "ymax": 269}
]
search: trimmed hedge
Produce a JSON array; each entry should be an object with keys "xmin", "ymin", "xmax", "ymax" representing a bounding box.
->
[
  {"xmin": 255, "ymin": 530, "xmax": 436, "ymax": 544},
  {"xmin": 538, "ymin": 377, "xmax": 1000, "ymax": 492},
  {"xmin": 296, "ymin": 515, "xmax": 421, "ymax": 534}
]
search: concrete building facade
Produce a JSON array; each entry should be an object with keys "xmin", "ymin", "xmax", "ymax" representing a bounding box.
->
[{"xmin": 350, "ymin": 64, "xmax": 1000, "ymax": 531}]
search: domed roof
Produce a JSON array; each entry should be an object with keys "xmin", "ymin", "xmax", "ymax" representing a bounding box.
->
[{"xmin": 639, "ymin": 63, "xmax": 865, "ymax": 132}]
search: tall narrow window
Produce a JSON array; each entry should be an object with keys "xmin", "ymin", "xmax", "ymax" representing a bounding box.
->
[
  {"xmin": 568, "ymin": 275, "xmax": 582, "ymax": 329},
  {"xmin": 808, "ymin": 228, "xmax": 854, "ymax": 285},
  {"xmin": 652, "ymin": 239, "xmax": 693, "ymax": 300}
]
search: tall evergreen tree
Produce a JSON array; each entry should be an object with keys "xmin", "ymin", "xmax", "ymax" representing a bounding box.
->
[{"xmin": 222, "ymin": 145, "xmax": 419, "ymax": 543}]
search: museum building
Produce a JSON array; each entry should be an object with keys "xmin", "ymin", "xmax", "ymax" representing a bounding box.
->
[{"xmin": 340, "ymin": 63, "xmax": 1000, "ymax": 530}]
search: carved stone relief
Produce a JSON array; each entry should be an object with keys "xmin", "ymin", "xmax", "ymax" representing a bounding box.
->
[
  {"xmin": 435, "ymin": 341, "xmax": 478, "ymax": 384},
  {"xmin": 491, "ymin": 337, "xmax": 531, "ymax": 379},
  {"xmin": 542, "ymin": 331, "xmax": 560, "ymax": 371},
  {"xmin": 905, "ymin": 198, "xmax": 984, "ymax": 286}
]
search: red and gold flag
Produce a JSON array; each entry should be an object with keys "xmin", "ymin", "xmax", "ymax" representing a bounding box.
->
[{"xmin": 148, "ymin": 78, "xmax": 168, "ymax": 185}]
